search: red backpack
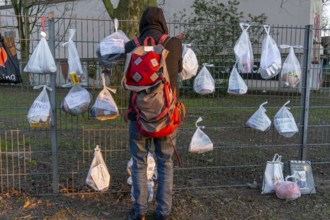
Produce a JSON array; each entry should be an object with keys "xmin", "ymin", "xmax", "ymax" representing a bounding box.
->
[{"xmin": 122, "ymin": 35, "xmax": 186, "ymax": 139}]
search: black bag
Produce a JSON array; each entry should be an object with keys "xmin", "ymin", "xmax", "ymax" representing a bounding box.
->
[
  {"xmin": 0, "ymin": 35, "xmax": 22, "ymax": 84},
  {"xmin": 285, "ymin": 160, "xmax": 316, "ymax": 194}
]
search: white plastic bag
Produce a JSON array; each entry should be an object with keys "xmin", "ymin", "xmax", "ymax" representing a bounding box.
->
[
  {"xmin": 189, "ymin": 117, "xmax": 213, "ymax": 154},
  {"xmin": 97, "ymin": 18, "xmax": 129, "ymax": 68},
  {"xmin": 259, "ymin": 25, "xmax": 281, "ymax": 79},
  {"xmin": 62, "ymin": 29, "xmax": 83, "ymax": 75},
  {"xmin": 91, "ymin": 74, "xmax": 119, "ymax": 120},
  {"xmin": 275, "ymin": 176, "xmax": 301, "ymax": 201},
  {"xmin": 27, "ymin": 85, "xmax": 52, "ymax": 128},
  {"xmin": 24, "ymin": 31, "xmax": 57, "ymax": 74},
  {"xmin": 234, "ymin": 23, "xmax": 254, "ymax": 73},
  {"xmin": 261, "ymin": 153, "xmax": 284, "ymax": 194},
  {"xmin": 280, "ymin": 45, "xmax": 302, "ymax": 87},
  {"xmin": 86, "ymin": 145, "xmax": 110, "ymax": 191},
  {"xmin": 227, "ymin": 65, "xmax": 248, "ymax": 95},
  {"xmin": 246, "ymin": 101, "xmax": 271, "ymax": 132},
  {"xmin": 61, "ymin": 84, "xmax": 92, "ymax": 116},
  {"xmin": 274, "ymin": 101, "xmax": 299, "ymax": 138},
  {"xmin": 179, "ymin": 44, "xmax": 199, "ymax": 80},
  {"xmin": 193, "ymin": 64, "xmax": 215, "ymax": 95}
]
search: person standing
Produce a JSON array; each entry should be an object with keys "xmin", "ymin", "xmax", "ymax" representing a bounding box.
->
[{"xmin": 124, "ymin": 7, "xmax": 183, "ymax": 220}]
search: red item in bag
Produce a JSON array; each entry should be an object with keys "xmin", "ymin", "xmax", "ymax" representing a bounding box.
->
[{"xmin": 275, "ymin": 181, "xmax": 301, "ymax": 201}]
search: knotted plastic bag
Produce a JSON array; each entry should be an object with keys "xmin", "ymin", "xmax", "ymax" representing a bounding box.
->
[
  {"xmin": 259, "ymin": 25, "xmax": 281, "ymax": 79},
  {"xmin": 234, "ymin": 23, "xmax": 254, "ymax": 73},
  {"xmin": 275, "ymin": 176, "xmax": 301, "ymax": 201},
  {"xmin": 96, "ymin": 18, "xmax": 129, "ymax": 68},
  {"xmin": 24, "ymin": 31, "xmax": 56, "ymax": 74},
  {"xmin": 62, "ymin": 29, "xmax": 83, "ymax": 75},
  {"xmin": 261, "ymin": 153, "xmax": 284, "ymax": 194},
  {"xmin": 189, "ymin": 117, "xmax": 213, "ymax": 154},
  {"xmin": 193, "ymin": 64, "xmax": 215, "ymax": 95},
  {"xmin": 91, "ymin": 74, "xmax": 119, "ymax": 120},
  {"xmin": 27, "ymin": 85, "xmax": 52, "ymax": 128},
  {"xmin": 246, "ymin": 101, "xmax": 271, "ymax": 132},
  {"xmin": 61, "ymin": 84, "xmax": 92, "ymax": 116},
  {"xmin": 274, "ymin": 101, "xmax": 299, "ymax": 138},
  {"xmin": 280, "ymin": 45, "xmax": 302, "ymax": 87},
  {"xmin": 179, "ymin": 44, "xmax": 199, "ymax": 80},
  {"xmin": 86, "ymin": 145, "xmax": 110, "ymax": 191},
  {"xmin": 227, "ymin": 65, "xmax": 248, "ymax": 95}
]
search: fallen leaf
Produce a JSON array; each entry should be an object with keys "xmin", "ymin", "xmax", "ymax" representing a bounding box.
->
[{"xmin": 23, "ymin": 200, "xmax": 30, "ymax": 209}]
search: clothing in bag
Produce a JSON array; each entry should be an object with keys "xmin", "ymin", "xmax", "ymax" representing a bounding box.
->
[
  {"xmin": 86, "ymin": 145, "xmax": 110, "ymax": 191},
  {"xmin": 27, "ymin": 85, "xmax": 52, "ymax": 128},
  {"xmin": 246, "ymin": 101, "xmax": 271, "ymax": 132},
  {"xmin": 274, "ymin": 101, "xmax": 298, "ymax": 138},
  {"xmin": 24, "ymin": 31, "xmax": 57, "ymax": 74},
  {"xmin": 97, "ymin": 18, "xmax": 129, "ymax": 68},
  {"xmin": 91, "ymin": 74, "xmax": 119, "ymax": 120},
  {"xmin": 285, "ymin": 160, "xmax": 316, "ymax": 194},
  {"xmin": 261, "ymin": 153, "xmax": 284, "ymax": 194},
  {"xmin": 227, "ymin": 65, "xmax": 248, "ymax": 95},
  {"xmin": 234, "ymin": 23, "xmax": 254, "ymax": 73},
  {"xmin": 62, "ymin": 29, "xmax": 84, "ymax": 76},
  {"xmin": 275, "ymin": 176, "xmax": 301, "ymax": 201},
  {"xmin": 193, "ymin": 64, "xmax": 215, "ymax": 95},
  {"xmin": 0, "ymin": 35, "xmax": 22, "ymax": 84},
  {"xmin": 280, "ymin": 45, "xmax": 302, "ymax": 87},
  {"xmin": 61, "ymin": 84, "xmax": 92, "ymax": 116},
  {"xmin": 179, "ymin": 44, "xmax": 199, "ymax": 80},
  {"xmin": 259, "ymin": 25, "xmax": 281, "ymax": 79},
  {"xmin": 122, "ymin": 35, "xmax": 186, "ymax": 138},
  {"xmin": 189, "ymin": 117, "xmax": 213, "ymax": 154}
]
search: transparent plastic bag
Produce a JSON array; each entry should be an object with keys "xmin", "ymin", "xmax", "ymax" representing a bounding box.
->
[
  {"xmin": 274, "ymin": 101, "xmax": 299, "ymax": 138},
  {"xmin": 62, "ymin": 29, "xmax": 83, "ymax": 75},
  {"xmin": 280, "ymin": 45, "xmax": 302, "ymax": 87},
  {"xmin": 227, "ymin": 65, "xmax": 248, "ymax": 95},
  {"xmin": 86, "ymin": 145, "xmax": 110, "ymax": 191},
  {"xmin": 24, "ymin": 31, "xmax": 57, "ymax": 74},
  {"xmin": 259, "ymin": 25, "xmax": 281, "ymax": 79},
  {"xmin": 179, "ymin": 44, "xmax": 199, "ymax": 80},
  {"xmin": 91, "ymin": 74, "xmax": 119, "ymax": 120},
  {"xmin": 234, "ymin": 23, "xmax": 254, "ymax": 73},
  {"xmin": 96, "ymin": 18, "xmax": 129, "ymax": 68},
  {"xmin": 275, "ymin": 176, "xmax": 301, "ymax": 201},
  {"xmin": 61, "ymin": 84, "xmax": 92, "ymax": 116},
  {"xmin": 261, "ymin": 153, "xmax": 284, "ymax": 194},
  {"xmin": 189, "ymin": 117, "xmax": 213, "ymax": 154},
  {"xmin": 246, "ymin": 101, "xmax": 271, "ymax": 132},
  {"xmin": 27, "ymin": 85, "xmax": 52, "ymax": 128},
  {"xmin": 193, "ymin": 64, "xmax": 215, "ymax": 95}
]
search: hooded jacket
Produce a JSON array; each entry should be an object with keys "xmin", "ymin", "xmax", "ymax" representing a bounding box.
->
[{"xmin": 125, "ymin": 7, "xmax": 183, "ymax": 121}]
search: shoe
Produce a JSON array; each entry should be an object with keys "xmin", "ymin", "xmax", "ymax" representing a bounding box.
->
[
  {"xmin": 129, "ymin": 210, "xmax": 146, "ymax": 220},
  {"xmin": 154, "ymin": 214, "xmax": 172, "ymax": 220}
]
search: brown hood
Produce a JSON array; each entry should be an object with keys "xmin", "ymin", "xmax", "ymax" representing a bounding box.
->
[{"xmin": 139, "ymin": 7, "xmax": 168, "ymax": 37}]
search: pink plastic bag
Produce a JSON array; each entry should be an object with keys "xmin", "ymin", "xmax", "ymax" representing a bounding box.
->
[{"xmin": 275, "ymin": 181, "xmax": 301, "ymax": 201}]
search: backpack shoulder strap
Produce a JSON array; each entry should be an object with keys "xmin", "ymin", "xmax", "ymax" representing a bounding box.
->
[
  {"xmin": 133, "ymin": 37, "xmax": 141, "ymax": 47},
  {"xmin": 158, "ymin": 34, "xmax": 169, "ymax": 45}
]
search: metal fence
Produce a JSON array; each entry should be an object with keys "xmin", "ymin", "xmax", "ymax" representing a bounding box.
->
[{"xmin": 0, "ymin": 13, "xmax": 330, "ymax": 196}]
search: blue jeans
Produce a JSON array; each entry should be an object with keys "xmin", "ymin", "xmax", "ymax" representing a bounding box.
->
[{"xmin": 129, "ymin": 121, "xmax": 176, "ymax": 217}]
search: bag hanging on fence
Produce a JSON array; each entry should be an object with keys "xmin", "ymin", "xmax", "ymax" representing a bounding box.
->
[
  {"xmin": 96, "ymin": 18, "xmax": 129, "ymax": 68},
  {"xmin": 193, "ymin": 64, "xmax": 215, "ymax": 95},
  {"xmin": 261, "ymin": 153, "xmax": 284, "ymax": 194},
  {"xmin": 285, "ymin": 160, "xmax": 316, "ymax": 194},
  {"xmin": 179, "ymin": 43, "xmax": 199, "ymax": 81},
  {"xmin": 62, "ymin": 29, "xmax": 84, "ymax": 76},
  {"xmin": 274, "ymin": 101, "xmax": 298, "ymax": 138},
  {"xmin": 91, "ymin": 74, "xmax": 119, "ymax": 120},
  {"xmin": 86, "ymin": 145, "xmax": 110, "ymax": 191},
  {"xmin": 259, "ymin": 25, "xmax": 281, "ymax": 79},
  {"xmin": 189, "ymin": 117, "xmax": 213, "ymax": 154},
  {"xmin": 280, "ymin": 45, "xmax": 302, "ymax": 87},
  {"xmin": 275, "ymin": 176, "xmax": 301, "ymax": 201},
  {"xmin": 0, "ymin": 34, "xmax": 22, "ymax": 84},
  {"xmin": 24, "ymin": 31, "xmax": 57, "ymax": 74},
  {"xmin": 61, "ymin": 84, "xmax": 92, "ymax": 116},
  {"xmin": 234, "ymin": 23, "xmax": 254, "ymax": 73},
  {"xmin": 227, "ymin": 65, "xmax": 248, "ymax": 95},
  {"xmin": 246, "ymin": 101, "xmax": 271, "ymax": 132},
  {"xmin": 27, "ymin": 85, "xmax": 52, "ymax": 128}
]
